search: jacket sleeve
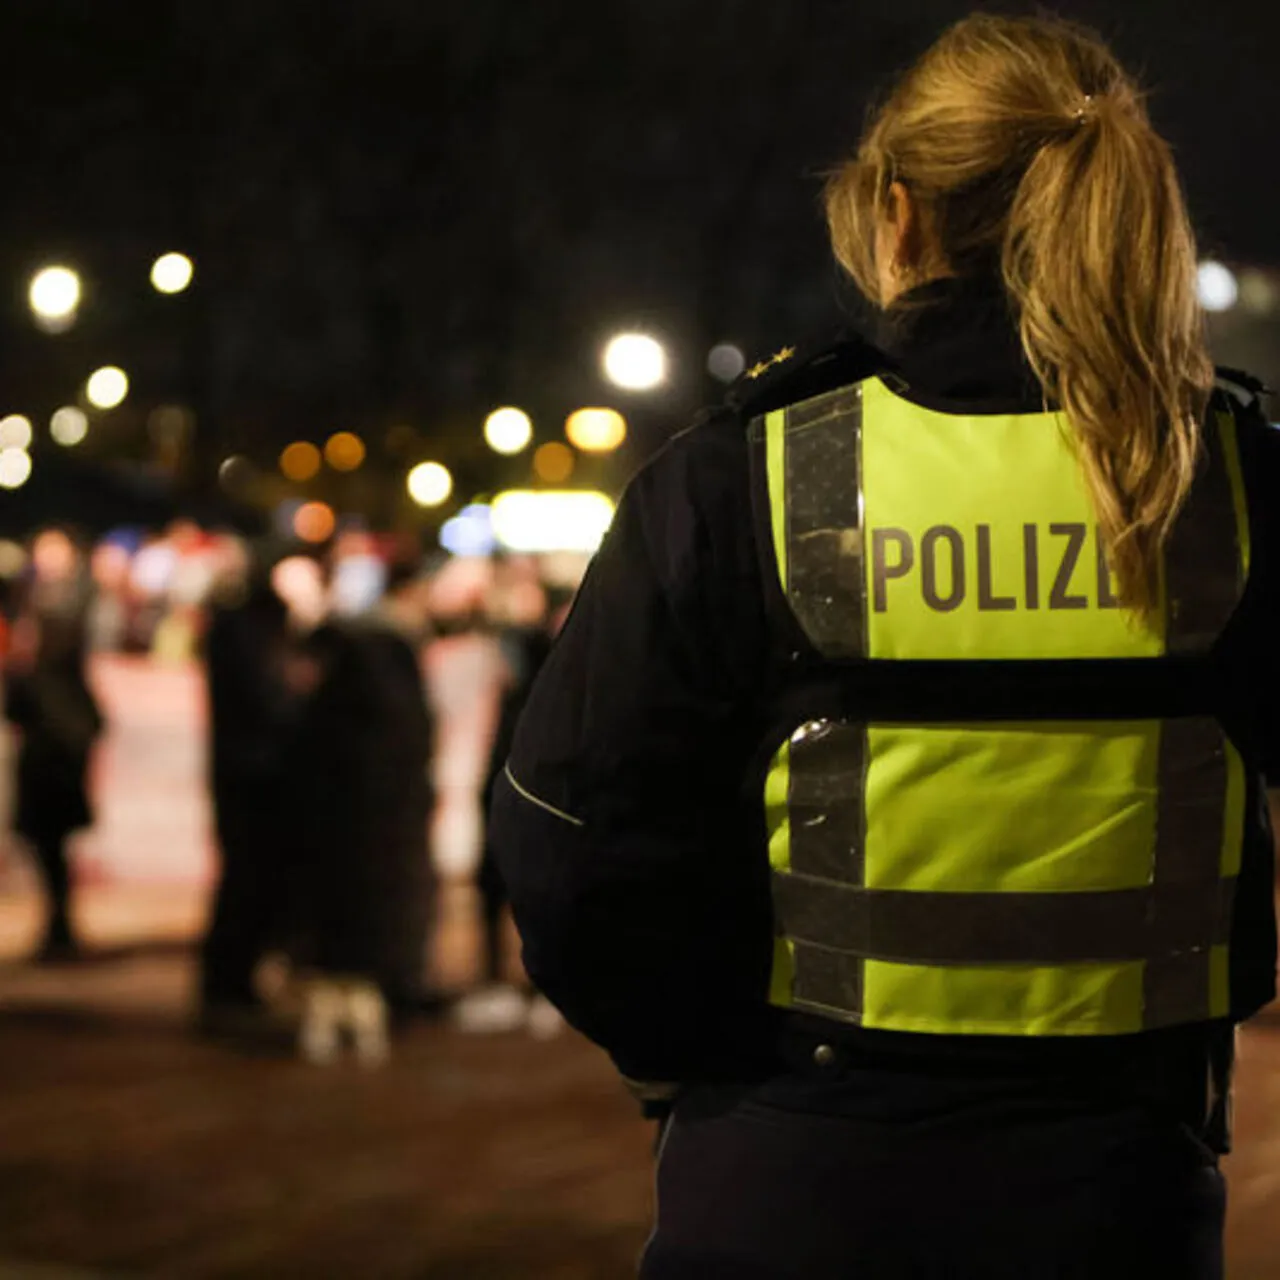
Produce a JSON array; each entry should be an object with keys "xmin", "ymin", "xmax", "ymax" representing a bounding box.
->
[
  {"xmin": 489, "ymin": 415, "xmax": 777, "ymax": 1084},
  {"xmin": 1227, "ymin": 397, "xmax": 1280, "ymax": 784}
]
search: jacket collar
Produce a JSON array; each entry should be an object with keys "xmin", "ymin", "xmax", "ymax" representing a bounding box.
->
[{"xmin": 875, "ymin": 275, "xmax": 1044, "ymax": 410}]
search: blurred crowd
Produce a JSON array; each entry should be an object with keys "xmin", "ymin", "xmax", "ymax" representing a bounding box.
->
[{"xmin": 0, "ymin": 522, "xmax": 584, "ymax": 1063}]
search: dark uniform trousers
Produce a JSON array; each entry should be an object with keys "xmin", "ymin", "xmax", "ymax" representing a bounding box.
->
[{"xmin": 640, "ymin": 1084, "xmax": 1224, "ymax": 1280}]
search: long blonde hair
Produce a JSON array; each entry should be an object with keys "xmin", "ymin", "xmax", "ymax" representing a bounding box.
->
[{"xmin": 825, "ymin": 13, "xmax": 1213, "ymax": 617}]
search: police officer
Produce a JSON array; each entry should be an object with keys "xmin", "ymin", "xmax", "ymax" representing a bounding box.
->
[{"xmin": 490, "ymin": 14, "xmax": 1279, "ymax": 1278}]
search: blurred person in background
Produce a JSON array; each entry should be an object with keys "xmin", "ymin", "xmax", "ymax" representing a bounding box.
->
[
  {"xmin": 154, "ymin": 522, "xmax": 220, "ymax": 663},
  {"xmin": 357, "ymin": 555, "xmax": 442, "ymax": 1017},
  {"xmin": 198, "ymin": 547, "xmax": 297, "ymax": 1035},
  {"xmin": 0, "ymin": 575, "xmax": 13, "ymax": 660},
  {"xmin": 422, "ymin": 554, "xmax": 504, "ymax": 909},
  {"xmin": 328, "ymin": 528, "xmax": 389, "ymax": 619},
  {"xmin": 492, "ymin": 15, "xmax": 1280, "ymax": 1278},
  {"xmin": 87, "ymin": 540, "xmax": 134, "ymax": 653},
  {"xmin": 3, "ymin": 528, "xmax": 103, "ymax": 962},
  {"xmin": 0, "ymin": 572, "xmax": 19, "ymax": 878},
  {"xmin": 282, "ymin": 553, "xmax": 435, "ymax": 1063},
  {"xmin": 456, "ymin": 558, "xmax": 565, "ymax": 1036},
  {"xmin": 125, "ymin": 531, "xmax": 177, "ymax": 654}
]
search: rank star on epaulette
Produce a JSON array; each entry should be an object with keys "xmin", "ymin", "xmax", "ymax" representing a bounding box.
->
[{"xmin": 747, "ymin": 345, "xmax": 797, "ymax": 379}]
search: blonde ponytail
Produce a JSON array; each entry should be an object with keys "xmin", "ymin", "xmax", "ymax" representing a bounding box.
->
[{"xmin": 826, "ymin": 14, "xmax": 1214, "ymax": 617}]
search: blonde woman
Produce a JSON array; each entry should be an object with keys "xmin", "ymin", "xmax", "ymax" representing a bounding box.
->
[{"xmin": 492, "ymin": 15, "xmax": 1278, "ymax": 1278}]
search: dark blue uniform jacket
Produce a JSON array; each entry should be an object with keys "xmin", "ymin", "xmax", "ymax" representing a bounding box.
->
[{"xmin": 491, "ymin": 276, "xmax": 1280, "ymax": 1133}]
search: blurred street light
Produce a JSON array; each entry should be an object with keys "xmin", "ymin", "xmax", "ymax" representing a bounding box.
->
[
  {"xmin": 407, "ymin": 461, "xmax": 452, "ymax": 507},
  {"xmin": 294, "ymin": 501, "xmax": 337, "ymax": 543},
  {"xmin": 0, "ymin": 448, "xmax": 32, "ymax": 490},
  {"xmin": 151, "ymin": 252, "xmax": 194, "ymax": 295},
  {"xmin": 219, "ymin": 455, "xmax": 252, "ymax": 492},
  {"xmin": 484, "ymin": 407, "xmax": 534, "ymax": 455},
  {"xmin": 280, "ymin": 441, "xmax": 322, "ymax": 482},
  {"xmin": 1197, "ymin": 261, "xmax": 1238, "ymax": 313},
  {"xmin": 28, "ymin": 266, "xmax": 81, "ymax": 333},
  {"xmin": 50, "ymin": 407, "xmax": 89, "ymax": 447},
  {"xmin": 0, "ymin": 415, "xmax": 33, "ymax": 451},
  {"xmin": 534, "ymin": 441, "xmax": 576, "ymax": 483},
  {"xmin": 324, "ymin": 431, "xmax": 366, "ymax": 472},
  {"xmin": 707, "ymin": 343, "xmax": 746, "ymax": 383},
  {"xmin": 565, "ymin": 407, "xmax": 626, "ymax": 452},
  {"xmin": 603, "ymin": 332, "xmax": 666, "ymax": 391},
  {"xmin": 86, "ymin": 366, "xmax": 129, "ymax": 410},
  {"xmin": 491, "ymin": 490, "xmax": 615, "ymax": 553}
]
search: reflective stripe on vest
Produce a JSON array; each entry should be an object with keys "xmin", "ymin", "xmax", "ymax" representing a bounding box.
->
[{"xmin": 757, "ymin": 377, "xmax": 1250, "ymax": 1036}]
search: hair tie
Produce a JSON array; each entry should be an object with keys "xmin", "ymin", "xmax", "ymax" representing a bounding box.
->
[{"xmin": 1073, "ymin": 94, "xmax": 1096, "ymax": 124}]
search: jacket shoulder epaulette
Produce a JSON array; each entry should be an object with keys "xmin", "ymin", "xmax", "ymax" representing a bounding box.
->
[
  {"xmin": 725, "ymin": 330, "xmax": 886, "ymax": 422},
  {"xmin": 1214, "ymin": 365, "xmax": 1271, "ymax": 412}
]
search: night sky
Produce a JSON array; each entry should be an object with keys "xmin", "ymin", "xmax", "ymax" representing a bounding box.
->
[{"xmin": 0, "ymin": 0, "xmax": 1277, "ymax": 525}]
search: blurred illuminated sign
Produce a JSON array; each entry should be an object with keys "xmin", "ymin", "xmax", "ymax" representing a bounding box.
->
[{"xmin": 490, "ymin": 490, "xmax": 614, "ymax": 554}]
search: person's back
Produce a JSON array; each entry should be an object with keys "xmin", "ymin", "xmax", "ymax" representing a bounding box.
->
[
  {"xmin": 490, "ymin": 14, "xmax": 1279, "ymax": 1279},
  {"xmin": 292, "ymin": 617, "xmax": 433, "ymax": 1015},
  {"xmin": 205, "ymin": 577, "xmax": 291, "ymax": 817},
  {"xmin": 5, "ymin": 536, "xmax": 102, "ymax": 960},
  {"xmin": 199, "ymin": 573, "xmax": 295, "ymax": 1018}
]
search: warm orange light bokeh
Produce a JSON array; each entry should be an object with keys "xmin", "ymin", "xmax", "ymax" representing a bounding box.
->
[
  {"xmin": 565, "ymin": 407, "xmax": 626, "ymax": 452},
  {"xmin": 325, "ymin": 431, "xmax": 366, "ymax": 472},
  {"xmin": 294, "ymin": 501, "xmax": 336, "ymax": 543},
  {"xmin": 534, "ymin": 441, "xmax": 575, "ymax": 483},
  {"xmin": 280, "ymin": 441, "xmax": 322, "ymax": 482}
]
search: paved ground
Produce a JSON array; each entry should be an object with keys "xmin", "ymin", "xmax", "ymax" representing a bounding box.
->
[
  {"xmin": 1, "ymin": 883, "xmax": 1279, "ymax": 1278},
  {"xmin": 0, "ymin": 883, "xmax": 653, "ymax": 1279}
]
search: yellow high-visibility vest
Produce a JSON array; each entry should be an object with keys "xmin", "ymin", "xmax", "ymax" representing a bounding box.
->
[{"xmin": 757, "ymin": 376, "xmax": 1251, "ymax": 1036}]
